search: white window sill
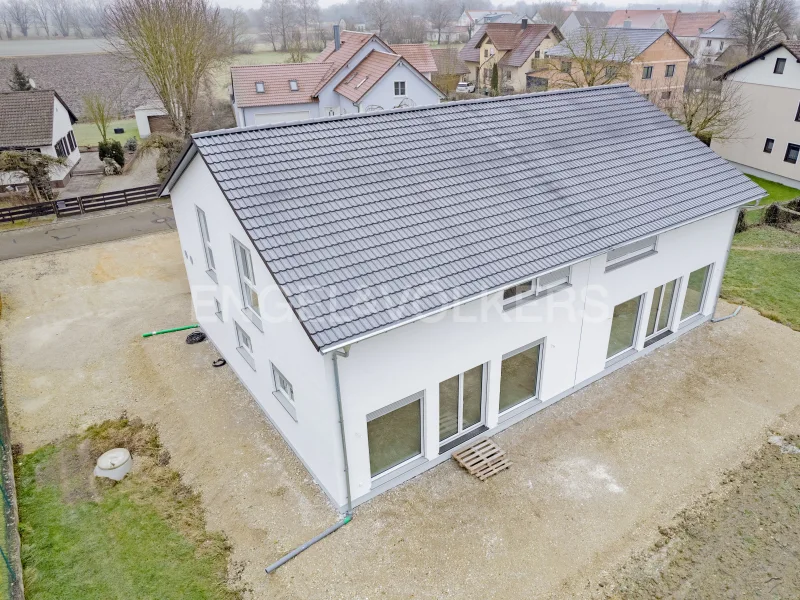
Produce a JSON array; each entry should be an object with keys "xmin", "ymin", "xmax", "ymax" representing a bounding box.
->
[
  {"xmin": 236, "ymin": 346, "xmax": 255, "ymax": 370},
  {"xmin": 215, "ymin": 311, "xmax": 223, "ymax": 322},
  {"xmin": 206, "ymin": 269, "xmax": 218, "ymax": 284},
  {"xmin": 272, "ymin": 390, "xmax": 297, "ymax": 421},
  {"xmin": 604, "ymin": 250, "xmax": 658, "ymax": 273},
  {"xmin": 503, "ymin": 283, "xmax": 572, "ymax": 311},
  {"xmin": 605, "ymin": 346, "xmax": 637, "ymax": 368},
  {"xmin": 242, "ymin": 307, "xmax": 263, "ymax": 332}
]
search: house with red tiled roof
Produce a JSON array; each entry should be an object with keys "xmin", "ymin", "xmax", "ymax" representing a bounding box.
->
[
  {"xmin": 607, "ymin": 9, "xmax": 678, "ymax": 30},
  {"xmin": 458, "ymin": 19, "xmax": 563, "ymax": 93},
  {"xmin": 230, "ymin": 28, "xmax": 443, "ymax": 127}
]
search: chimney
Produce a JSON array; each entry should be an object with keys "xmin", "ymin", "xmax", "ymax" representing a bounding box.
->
[
  {"xmin": 333, "ymin": 24, "xmax": 341, "ymax": 50},
  {"xmin": 521, "ymin": 18, "xmax": 528, "ymax": 30}
]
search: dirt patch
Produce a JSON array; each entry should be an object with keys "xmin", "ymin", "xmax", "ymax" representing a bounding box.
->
[{"xmin": 595, "ymin": 431, "xmax": 800, "ymax": 599}]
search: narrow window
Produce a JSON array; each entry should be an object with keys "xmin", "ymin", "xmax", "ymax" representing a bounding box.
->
[
  {"xmin": 534, "ymin": 49, "xmax": 540, "ymax": 58},
  {"xmin": 645, "ymin": 278, "xmax": 679, "ymax": 342},
  {"xmin": 439, "ymin": 364, "xmax": 485, "ymax": 445},
  {"xmin": 665, "ymin": 64, "xmax": 675, "ymax": 77},
  {"xmin": 499, "ymin": 341, "xmax": 542, "ymax": 413},
  {"xmin": 196, "ymin": 206, "xmax": 216, "ymax": 279},
  {"xmin": 795, "ymin": 103, "xmax": 800, "ymax": 121},
  {"xmin": 680, "ymin": 265, "xmax": 712, "ymax": 321},
  {"xmin": 605, "ymin": 236, "xmax": 657, "ymax": 270},
  {"xmin": 289, "ymin": 79, "xmax": 298, "ymax": 91},
  {"xmin": 784, "ymin": 143, "xmax": 800, "ymax": 164},
  {"xmin": 503, "ymin": 266, "xmax": 571, "ymax": 304},
  {"xmin": 234, "ymin": 321, "xmax": 255, "ymax": 369},
  {"xmin": 607, "ymin": 295, "xmax": 643, "ymax": 360},
  {"xmin": 719, "ymin": 41, "xmax": 724, "ymax": 50},
  {"xmin": 271, "ymin": 363, "xmax": 297, "ymax": 419},
  {"xmin": 764, "ymin": 138, "xmax": 775, "ymax": 153},
  {"xmin": 255, "ymin": 81, "xmax": 265, "ymax": 93},
  {"xmin": 214, "ymin": 298, "xmax": 223, "ymax": 321},
  {"xmin": 706, "ymin": 39, "xmax": 712, "ymax": 47},
  {"xmin": 232, "ymin": 238, "xmax": 261, "ymax": 321},
  {"xmin": 394, "ymin": 81, "xmax": 406, "ymax": 95},
  {"xmin": 367, "ymin": 393, "xmax": 423, "ymax": 477},
  {"xmin": 642, "ymin": 65, "xmax": 653, "ymax": 80},
  {"xmin": 484, "ymin": 48, "xmax": 489, "ymax": 58},
  {"xmin": 774, "ymin": 57, "xmax": 786, "ymax": 74},
  {"xmin": 561, "ymin": 60, "xmax": 572, "ymax": 73}
]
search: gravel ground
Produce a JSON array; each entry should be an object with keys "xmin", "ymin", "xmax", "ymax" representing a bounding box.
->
[{"xmin": 0, "ymin": 233, "xmax": 799, "ymax": 599}]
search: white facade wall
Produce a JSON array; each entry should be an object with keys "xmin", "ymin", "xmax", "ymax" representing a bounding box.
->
[
  {"xmin": 236, "ymin": 101, "xmax": 320, "ymax": 127},
  {"xmin": 356, "ymin": 62, "xmax": 442, "ymax": 112},
  {"xmin": 169, "ymin": 156, "xmax": 348, "ymax": 505},
  {"xmin": 170, "ymin": 155, "xmax": 739, "ymax": 511},
  {"xmin": 45, "ymin": 97, "xmax": 80, "ymax": 182}
]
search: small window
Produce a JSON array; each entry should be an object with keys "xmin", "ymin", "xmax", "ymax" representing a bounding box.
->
[
  {"xmin": 706, "ymin": 39, "xmax": 712, "ymax": 47},
  {"xmin": 605, "ymin": 236, "xmax": 657, "ymax": 270},
  {"xmin": 795, "ymin": 103, "xmax": 800, "ymax": 121},
  {"xmin": 234, "ymin": 321, "xmax": 255, "ymax": 369},
  {"xmin": 719, "ymin": 41, "xmax": 724, "ymax": 50},
  {"xmin": 774, "ymin": 58, "xmax": 786, "ymax": 74},
  {"xmin": 214, "ymin": 298, "xmax": 223, "ymax": 321},
  {"xmin": 232, "ymin": 238, "xmax": 261, "ymax": 324},
  {"xmin": 196, "ymin": 206, "xmax": 216, "ymax": 278},
  {"xmin": 255, "ymin": 81, "xmax": 265, "ymax": 93},
  {"xmin": 665, "ymin": 64, "xmax": 675, "ymax": 77},
  {"xmin": 642, "ymin": 65, "xmax": 653, "ymax": 80},
  {"xmin": 499, "ymin": 341, "xmax": 542, "ymax": 413},
  {"xmin": 503, "ymin": 266, "xmax": 571, "ymax": 304},
  {"xmin": 394, "ymin": 81, "xmax": 406, "ymax": 96},
  {"xmin": 764, "ymin": 138, "xmax": 775, "ymax": 153},
  {"xmin": 484, "ymin": 48, "xmax": 489, "ymax": 58},
  {"xmin": 534, "ymin": 50, "xmax": 540, "ymax": 58},
  {"xmin": 785, "ymin": 143, "xmax": 800, "ymax": 164},
  {"xmin": 505, "ymin": 69, "xmax": 511, "ymax": 81},
  {"xmin": 289, "ymin": 79, "xmax": 298, "ymax": 91},
  {"xmin": 272, "ymin": 364, "xmax": 294, "ymax": 403},
  {"xmin": 561, "ymin": 60, "xmax": 572, "ymax": 73},
  {"xmin": 661, "ymin": 91, "xmax": 672, "ymax": 100}
]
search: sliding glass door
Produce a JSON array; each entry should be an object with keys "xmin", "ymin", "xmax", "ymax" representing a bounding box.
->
[
  {"xmin": 439, "ymin": 365, "xmax": 485, "ymax": 445},
  {"xmin": 645, "ymin": 278, "xmax": 678, "ymax": 342}
]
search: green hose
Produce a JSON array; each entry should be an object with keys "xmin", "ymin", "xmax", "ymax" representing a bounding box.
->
[{"xmin": 142, "ymin": 324, "xmax": 199, "ymax": 338}]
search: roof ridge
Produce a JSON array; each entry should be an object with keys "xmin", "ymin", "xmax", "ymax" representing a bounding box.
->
[{"xmin": 192, "ymin": 84, "xmax": 631, "ymax": 139}]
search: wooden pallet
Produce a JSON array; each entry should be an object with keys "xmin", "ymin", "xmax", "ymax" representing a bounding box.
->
[{"xmin": 452, "ymin": 438, "xmax": 511, "ymax": 481}]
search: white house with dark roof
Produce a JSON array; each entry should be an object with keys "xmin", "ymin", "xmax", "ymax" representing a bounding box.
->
[
  {"xmin": 230, "ymin": 28, "xmax": 443, "ymax": 127},
  {"xmin": 160, "ymin": 85, "xmax": 764, "ymax": 512},
  {"xmin": 0, "ymin": 89, "xmax": 79, "ymax": 188}
]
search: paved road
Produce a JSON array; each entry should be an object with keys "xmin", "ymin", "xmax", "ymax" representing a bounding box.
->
[
  {"xmin": 0, "ymin": 203, "xmax": 175, "ymax": 261},
  {"xmin": 0, "ymin": 38, "xmax": 113, "ymax": 57}
]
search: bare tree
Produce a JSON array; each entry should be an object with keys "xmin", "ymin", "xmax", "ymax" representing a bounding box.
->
[
  {"xmin": 393, "ymin": 12, "xmax": 425, "ymax": 43},
  {"xmin": 263, "ymin": 0, "xmax": 297, "ymax": 51},
  {"xmin": 286, "ymin": 28, "xmax": 306, "ymax": 60},
  {"xmin": 545, "ymin": 28, "xmax": 638, "ymax": 88},
  {"xmin": 47, "ymin": 0, "xmax": 71, "ymax": 35},
  {"xmin": 7, "ymin": 0, "xmax": 31, "ymax": 36},
  {"xmin": 656, "ymin": 65, "xmax": 747, "ymax": 143},
  {"xmin": 222, "ymin": 7, "xmax": 252, "ymax": 53},
  {"xmin": 729, "ymin": 0, "xmax": 795, "ymax": 56},
  {"xmin": 534, "ymin": 1, "xmax": 568, "ymax": 27},
  {"xmin": 81, "ymin": 0, "xmax": 111, "ymax": 36},
  {"xmin": 0, "ymin": 4, "xmax": 14, "ymax": 38},
  {"xmin": 359, "ymin": 0, "xmax": 394, "ymax": 36},
  {"xmin": 106, "ymin": 0, "xmax": 232, "ymax": 137},
  {"xmin": 30, "ymin": 0, "xmax": 51, "ymax": 36},
  {"xmin": 83, "ymin": 91, "xmax": 118, "ymax": 143},
  {"xmin": 426, "ymin": 0, "xmax": 457, "ymax": 45},
  {"xmin": 297, "ymin": 0, "xmax": 317, "ymax": 49}
]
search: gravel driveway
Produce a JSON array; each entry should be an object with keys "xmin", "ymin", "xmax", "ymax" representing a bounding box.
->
[{"xmin": 0, "ymin": 232, "xmax": 799, "ymax": 599}]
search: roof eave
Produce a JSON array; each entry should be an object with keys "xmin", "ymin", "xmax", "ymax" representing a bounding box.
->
[{"xmin": 158, "ymin": 139, "xmax": 197, "ymax": 196}]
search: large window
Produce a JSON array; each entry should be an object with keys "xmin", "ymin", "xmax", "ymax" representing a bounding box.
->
[
  {"xmin": 607, "ymin": 296, "xmax": 643, "ymax": 359},
  {"xmin": 645, "ymin": 278, "xmax": 678, "ymax": 341},
  {"xmin": 680, "ymin": 265, "xmax": 711, "ymax": 321},
  {"xmin": 503, "ymin": 266, "xmax": 570, "ymax": 304},
  {"xmin": 499, "ymin": 341, "xmax": 542, "ymax": 413},
  {"xmin": 232, "ymin": 238, "xmax": 260, "ymax": 322},
  {"xmin": 605, "ymin": 236, "xmax": 657, "ymax": 271},
  {"xmin": 367, "ymin": 393, "xmax": 423, "ymax": 478},
  {"xmin": 196, "ymin": 206, "xmax": 216, "ymax": 279},
  {"xmin": 439, "ymin": 364, "xmax": 484, "ymax": 444}
]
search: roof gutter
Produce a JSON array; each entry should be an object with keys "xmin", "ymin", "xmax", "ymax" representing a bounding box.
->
[{"xmin": 318, "ymin": 196, "xmax": 762, "ymax": 355}]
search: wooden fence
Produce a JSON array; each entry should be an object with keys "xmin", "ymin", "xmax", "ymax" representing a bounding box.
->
[{"xmin": 0, "ymin": 184, "xmax": 163, "ymax": 224}]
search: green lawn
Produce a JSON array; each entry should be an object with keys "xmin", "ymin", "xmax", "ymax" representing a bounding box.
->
[
  {"xmin": 17, "ymin": 418, "xmax": 239, "ymax": 600},
  {"xmin": 73, "ymin": 119, "xmax": 139, "ymax": 147},
  {"xmin": 721, "ymin": 226, "xmax": 800, "ymax": 330},
  {"xmin": 744, "ymin": 175, "xmax": 800, "ymax": 224}
]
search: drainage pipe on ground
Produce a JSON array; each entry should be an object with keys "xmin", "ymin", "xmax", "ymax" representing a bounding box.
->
[
  {"xmin": 711, "ymin": 306, "xmax": 741, "ymax": 323},
  {"xmin": 142, "ymin": 324, "xmax": 199, "ymax": 338},
  {"xmin": 265, "ymin": 346, "xmax": 353, "ymax": 574}
]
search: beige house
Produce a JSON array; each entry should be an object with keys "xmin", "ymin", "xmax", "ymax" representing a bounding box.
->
[
  {"xmin": 545, "ymin": 28, "xmax": 692, "ymax": 103},
  {"xmin": 459, "ymin": 20, "xmax": 563, "ymax": 93},
  {"xmin": 712, "ymin": 41, "xmax": 800, "ymax": 188}
]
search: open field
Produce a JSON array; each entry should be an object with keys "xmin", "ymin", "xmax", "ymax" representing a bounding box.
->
[
  {"xmin": 0, "ymin": 38, "xmax": 112, "ymax": 57},
  {"xmin": 73, "ymin": 119, "xmax": 139, "ymax": 147},
  {"xmin": 1, "ymin": 233, "xmax": 800, "ymax": 598}
]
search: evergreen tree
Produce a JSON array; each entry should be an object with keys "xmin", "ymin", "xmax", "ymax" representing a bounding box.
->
[
  {"xmin": 491, "ymin": 64, "xmax": 499, "ymax": 96},
  {"xmin": 8, "ymin": 64, "xmax": 32, "ymax": 91}
]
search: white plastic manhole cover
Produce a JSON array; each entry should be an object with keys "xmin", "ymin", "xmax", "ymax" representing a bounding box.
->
[{"xmin": 94, "ymin": 448, "xmax": 132, "ymax": 481}]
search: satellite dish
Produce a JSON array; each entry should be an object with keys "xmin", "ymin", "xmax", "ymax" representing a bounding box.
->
[
  {"xmin": 365, "ymin": 105, "xmax": 384, "ymax": 112},
  {"xmin": 396, "ymin": 97, "xmax": 416, "ymax": 108}
]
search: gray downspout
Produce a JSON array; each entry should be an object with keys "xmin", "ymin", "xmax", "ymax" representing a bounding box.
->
[{"xmin": 265, "ymin": 346, "xmax": 352, "ymax": 574}]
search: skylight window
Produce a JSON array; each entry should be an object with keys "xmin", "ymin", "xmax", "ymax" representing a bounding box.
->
[
  {"xmin": 255, "ymin": 81, "xmax": 265, "ymax": 93},
  {"xmin": 289, "ymin": 79, "xmax": 298, "ymax": 91}
]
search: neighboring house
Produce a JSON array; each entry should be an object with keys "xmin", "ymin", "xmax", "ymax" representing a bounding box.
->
[
  {"xmin": 457, "ymin": 9, "xmax": 514, "ymax": 31},
  {"xmin": 546, "ymin": 28, "xmax": 692, "ymax": 103},
  {"xmin": 230, "ymin": 28, "xmax": 443, "ymax": 127},
  {"xmin": 715, "ymin": 44, "xmax": 747, "ymax": 67},
  {"xmin": 459, "ymin": 20, "xmax": 564, "ymax": 93},
  {"xmin": 134, "ymin": 102, "xmax": 170, "ymax": 139},
  {"xmin": 672, "ymin": 12, "xmax": 728, "ymax": 60},
  {"xmin": 560, "ymin": 11, "xmax": 613, "ymax": 35},
  {"xmin": 160, "ymin": 85, "xmax": 763, "ymax": 512},
  {"xmin": 425, "ymin": 25, "xmax": 470, "ymax": 44},
  {"xmin": 0, "ymin": 89, "xmax": 79, "ymax": 189},
  {"xmin": 431, "ymin": 47, "xmax": 470, "ymax": 93},
  {"xmin": 711, "ymin": 41, "xmax": 800, "ymax": 188},
  {"xmin": 606, "ymin": 9, "xmax": 677, "ymax": 30}
]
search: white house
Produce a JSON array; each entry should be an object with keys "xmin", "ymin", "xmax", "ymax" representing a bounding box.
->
[
  {"xmin": 0, "ymin": 89, "xmax": 80, "ymax": 188},
  {"xmin": 134, "ymin": 102, "xmax": 170, "ymax": 138},
  {"xmin": 712, "ymin": 41, "xmax": 800, "ymax": 188},
  {"xmin": 230, "ymin": 28, "xmax": 443, "ymax": 127},
  {"xmin": 160, "ymin": 85, "xmax": 764, "ymax": 513}
]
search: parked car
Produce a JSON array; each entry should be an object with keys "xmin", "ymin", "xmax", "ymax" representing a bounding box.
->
[{"xmin": 456, "ymin": 81, "xmax": 475, "ymax": 93}]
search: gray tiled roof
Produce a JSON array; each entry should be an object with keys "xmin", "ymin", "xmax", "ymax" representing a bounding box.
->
[
  {"xmin": 183, "ymin": 85, "xmax": 764, "ymax": 351},
  {"xmin": 0, "ymin": 89, "xmax": 69, "ymax": 148},
  {"xmin": 547, "ymin": 28, "xmax": 681, "ymax": 62}
]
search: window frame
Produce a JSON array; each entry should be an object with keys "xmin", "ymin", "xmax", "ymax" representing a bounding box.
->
[
  {"xmin": 234, "ymin": 321, "xmax": 255, "ymax": 370},
  {"xmin": 232, "ymin": 237, "xmax": 262, "ymax": 329},
  {"xmin": 214, "ymin": 298, "xmax": 223, "ymax": 322},
  {"xmin": 642, "ymin": 65, "xmax": 653, "ymax": 80},
  {"xmin": 784, "ymin": 143, "xmax": 800, "ymax": 164},
  {"xmin": 680, "ymin": 264, "xmax": 713, "ymax": 323},
  {"xmin": 774, "ymin": 57, "xmax": 786, "ymax": 74},
  {"xmin": 605, "ymin": 236, "xmax": 658, "ymax": 271},
  {"xmin": 255, "ymin": 81, "xmax": 265, "ymax": 93},
  {"xmin": 499, "ymin": 339, "xmax": 544, "ymax": 417},
  {"xmin": 393, "ymin": 81, "xmax": 406, "ymax": 96},
  {"xmin": 665, "ymin": 64, "xmax": 675, "ymax": 77},
  {"xmin": 196, "ymin": 206, "xmax": 217, "ymax": 282},
  {"xmin": 661, "ymin": 91, "xmax": 672, "ymax": 100},
  {"xmin": 764, "ymin": 138, "xmax": 775, "ymax": 153},
  {"xmin": 367, "ymin": 391, "xmax": 425, "ymax": 480},
  {"xmin": 645, "ymin": 278, "xmax": 680, "ymax": 343},
  {"xmin": 795, "ymin": 103, "xmax": 800, "ymax": 122},
  {"xmin": 606, "ymin": 294, "xmax": 645, "ymax": 363},
  {"xmin": 271, "ymin": 363, "xmax": 297, "ymax": 420},
  {"xmin": 561, "ymin": 60, "xmax": 572, "ymax": 73},
  {"xmin": 288, "ymin": 79, "xmax": 299, "ymax": 91},
  {"xmin": 438, "ymin": 364, "xmax": 487, "ymax": 447},
  {"xmin": 502, "ymin": 265, "xmax": 571, "ymax": 307}
]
